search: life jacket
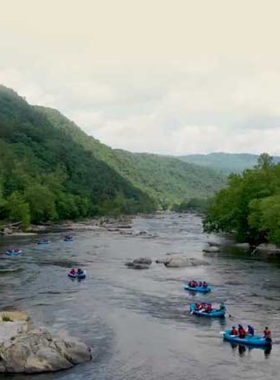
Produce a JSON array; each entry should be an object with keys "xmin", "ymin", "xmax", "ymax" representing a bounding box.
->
[
  {"xmin": 264, "ymin": 329, "xmax": 271, "ymax": 337},
  {"xmin": 231, "ymin": 329, "xmax": 238, "ymax": 335},
  {"xmin": 238, "ymin": 327, "xmax": 246, "ymax": 337}
]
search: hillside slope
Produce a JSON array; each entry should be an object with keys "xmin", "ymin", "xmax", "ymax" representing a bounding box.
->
[
  {"xmin": 38, "ymin": 107, "xmax": 226, "ymax": 207},
  {"xmin": 0, "ymin": 85, "xmax": 155, "ymax": 226},
  {"xmin": 180, "ymin": 153, "xmax": 280, "ymax": 174}
]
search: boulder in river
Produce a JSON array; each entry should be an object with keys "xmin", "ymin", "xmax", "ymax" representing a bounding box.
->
[
  {"xmin": 132, "ymin": 264, "xmax": 150, "ymax": 270},
  {"xmin": 125, "ymin": 257, "xmax": 152, "ymax": 269},
  {"xmin": 133, "ymin": 257, "xmax": 152, "ymax": 265},
  {"xmin": 207, "ymin": 241, "xmax": 222, "ymax": 247},
  {"xmin": 157, "ymin": 257, "xmax": 210, "ymax": 268},
  {"xmin": 203, "ymin": 246, "xmax": 220, "ymax": 253},
  {"xmin": 252, "ymin": 243, "xmax": 280, "ymax": 257},
  {"xmin": 0, "ymin": 312, "xmax": 91, "ymax": 374}
]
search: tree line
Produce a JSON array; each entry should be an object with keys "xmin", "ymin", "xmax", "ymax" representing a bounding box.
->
[{"xmin": 204, "ymin": 153, "xmax": 280, "ymax": 245}]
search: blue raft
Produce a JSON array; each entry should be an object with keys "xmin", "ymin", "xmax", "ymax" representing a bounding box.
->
[
  {"xmin": 38, "ymin": 240, "xmax": 50, "ymax": 245},
  {"xmin": 184, "ymin": 285, "xmax": 211, "ymax": 293},
  {"xmin": 68, "ymin": 271, "xmax": 86, "ymax": 279},
  {"xmin": 64, "ymin": 237, "xmax": 73, "ymax": 242},
  {"xmin": 223, "ymin": 330, "xmax": 272, "ymax": 347},
  {"xmin": 190, "ymin": 303, "xmax": 226, "ymax": 318},
  {"xmin": 5, "ymin": 249, "xmax": 22, "ymax": 256}
]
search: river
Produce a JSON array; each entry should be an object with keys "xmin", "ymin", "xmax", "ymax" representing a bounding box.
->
[{"xmin": 0, "ymin": 213, "xmax": 279, "ymax": 380}]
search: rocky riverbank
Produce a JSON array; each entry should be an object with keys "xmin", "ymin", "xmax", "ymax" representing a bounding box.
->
[
  {"xmin": 0, "ymin": 311, "xmax": 91, "ymax": 374},
  {"xmin": 0, "ymin": 215, "xmax": 134, "ymax": 236}
]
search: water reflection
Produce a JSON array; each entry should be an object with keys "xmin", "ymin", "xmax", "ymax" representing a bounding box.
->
[{"xmin": 230, "ymin": 343, "xmax": 272, "ymax": 358}]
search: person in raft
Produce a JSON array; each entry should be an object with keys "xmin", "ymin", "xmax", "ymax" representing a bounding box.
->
[
  {"xmin": 77, "ymin": 268, "xmax": 84, "ymax": 275},
  {"xmin": 247, "ymin": 325, "xmax": 254, "ymax": 336},
  {"xmin": 202, "ymin": 281, "xmax": 208, "ymax": 288},
  {"xmin": 188, "ymin": 281, "xmax": 198, "ymax": 288},
  {"xmin": 238, "ymin": 324, "xmax": 246, "ymax": 338},
  {"xmin": 263, "ymin": 327, "xmax": 272, "ymax": 340},
  {"xmin": 219, "ymin": 302, "xmax": 226, "ymax": 311},
  {"xmin": 230, "ymin": 326, "xmax": 238, "ymax": 335},
  {"xmin": 205, "ymin": 304, "xmax": 212, "ymax": 313},
  {"xmin": 70, "ymin": 268, "xmax": 76, "ymax": 275}
]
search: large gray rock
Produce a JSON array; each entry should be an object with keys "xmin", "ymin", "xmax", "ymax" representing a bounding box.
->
[
  {"xmin": 163, "ymin": 257, "xmax": 210, "ymax": 268},
  {"xmin": 0, "ymin": 319, "xmax": 91, "ymax": 374},
  {"xmin": 207, "ymin": 241, "xmax": 222, "ymax": 247},
  {"xmin": 132, "ymin": 264, "xmax": 150, "ymax": 270},
  {"xmin": 203, "ymin": 246, "xmax": 220, "ymax": 253},
  {"xmin": 133, "ymin": 257, "xmax": 152, "ymax": 265},
  {"xmin": 252, "ymin": 243, "xmax": 280, "ymax": 257}
]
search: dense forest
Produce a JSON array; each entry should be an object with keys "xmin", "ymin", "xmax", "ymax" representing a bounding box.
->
[
  {"xmin": 180, "ymin": 152, "xmax": 280, "ymax": 174},
  {"xmin": 204, "ymin": 154, "xmax": 280, "ymax": 245},
  {"xmin": 0, "ymin": 85, "xmax": 226, "ymax": 228}
]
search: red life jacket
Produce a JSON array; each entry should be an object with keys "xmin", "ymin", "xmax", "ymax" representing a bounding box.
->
[{"xmin": 264, "ymin": 329, "xmax": 271, "ymax": 337}]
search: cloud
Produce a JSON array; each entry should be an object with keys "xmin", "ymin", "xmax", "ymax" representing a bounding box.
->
[{"xmin": 1, "ymin": 1, "xmax": 280, "ymax": 155}]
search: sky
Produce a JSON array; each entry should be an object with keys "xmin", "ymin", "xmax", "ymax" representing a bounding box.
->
[{"xmin": 1, "ymin": 0, "xmax": 280, "ymax": 155}]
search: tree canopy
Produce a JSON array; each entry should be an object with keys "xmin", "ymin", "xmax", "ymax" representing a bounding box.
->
[{"xmin": 204, "ymin": 154, "xmax": 280, "ymax": 244}]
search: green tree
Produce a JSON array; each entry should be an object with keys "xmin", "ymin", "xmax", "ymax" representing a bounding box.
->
[
  {"xmin": 24, "ymin": 184, "xmax": 57, "ymax": 223},
  {"xmin": 5, "ymin": 192, "xmax": 30, "ymax": 229}
]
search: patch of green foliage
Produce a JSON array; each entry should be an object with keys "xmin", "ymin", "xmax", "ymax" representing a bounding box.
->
[{"xmin": 204, "ymin": 153, "xmax": 280, "ymax": 244}]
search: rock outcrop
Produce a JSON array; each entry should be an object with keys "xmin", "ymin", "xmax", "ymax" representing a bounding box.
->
[
  {"xmin": 156, "ymin": 257, "xmax": 209, "ymax": 268},
  {"xmin": 0, "ymin": 312, "xmax": 91, "ymax": 374},
  {"xmin": 125, "ymin": 257, "xmax": 152, "ymax": 269},
  {"xmin": 203, "ymin": 246, "xmax": 220, "ymax": 253},
  {"xmin": 252, "ymin": 243, "xmax": 280, "ymax": 257}
]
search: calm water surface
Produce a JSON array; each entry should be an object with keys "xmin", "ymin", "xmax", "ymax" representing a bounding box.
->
[{"xmin": 0, "ymin": 213, "xmax": 279, "ymax": 380}]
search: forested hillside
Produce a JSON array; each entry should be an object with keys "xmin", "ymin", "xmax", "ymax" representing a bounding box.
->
[
  {"xmin": 204, "ymin": 154, "xmax": 280, "ymax": 244},
  {"xmin": 0, "ymin": 85, "xmax": 156, "ymax": 227},
  {"xmin": 180, "ymin": 152, "xmax": 280, "ymax": 174},
  {"xmin": 0, "ymin": 85, "xmax": 226, "ymax": 228},
  {"xmin": 38, "ymin": 107, "xmax": 226, "ymax": 208}
]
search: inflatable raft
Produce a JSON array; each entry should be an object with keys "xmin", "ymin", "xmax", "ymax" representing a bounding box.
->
[
  {"xmin": 223, "ymin": 330, "xmax": 272, "ymax": 347},
  {"xmin": 5, "ymin": 249, "xmax": 22, "ymax": 256},
  {"xmin": 184, "ymin": 285, "xmax": 211, "ymax": 293},
  {"xmin": 64, "ymin": 236, "xmax": 73, "ymax": 242},
  {"xmin": 68, "ymin": 271, "xmax": 86, "ymax": 279},
  {"xmin": 38, "ymin": 240, "xmax": 50, "ymax": 245},
  {"xmin": 190, "ymin": 303, "xmax": 226, "ymax": 318}
]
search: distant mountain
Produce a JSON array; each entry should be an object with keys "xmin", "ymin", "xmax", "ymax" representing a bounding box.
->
[
  {"xmin": 38, "ymin": 107, "xmax": 226, "ymax": 208},
  {"xmin": 179, "ymin": 153, "xmax": 280, "ymax": 174}
]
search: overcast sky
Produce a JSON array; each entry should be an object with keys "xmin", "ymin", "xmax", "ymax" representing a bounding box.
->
[{"xmin": 1, "ymin": 0, "xmax": 280, "ymax": 155}]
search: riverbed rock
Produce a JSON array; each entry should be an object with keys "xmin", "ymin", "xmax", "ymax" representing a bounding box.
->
[
  {"xmin": 133, "ymin": 257, "xmax": 152, "ymax": 265},
  {"xmin": 163, "ymin": 257, "xmax": 210, "ymax": 268},
  {"xmin": 252, "ymin": 243, "xmax": 280, "ymax": 257},
  {"xmin": 0, "ymin": 311, "xmax": 30, "ymax": 323},
  {"xmin": 132, "ymin": 264, "xmax": 150, "ymax": 270},
  {"xmin": 207, "ymin": 241, "xmax": 222, "ymax": 247},
  {"xmin": 125, "ymin": 261, "xmax": 135, "ymax": 267},
  {"xmin": 203, "ymin": 246, "xmax": 221, "ymax": 253},
  {"xmin": 0, "ymin": 314, "xmax": 91, "ymax": 374},
  {"xmin": 155, "ymin": 258, "xmax": 169, "ymax": 264}
]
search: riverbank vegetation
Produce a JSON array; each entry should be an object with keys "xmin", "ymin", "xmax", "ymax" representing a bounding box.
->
[
  {"xmin": 0, "ymin": 85, "xmax": 226, "ymax": 229},
  {"xmin": 204, "ymin": 154, "xmax": 280, "ymax": 244}
]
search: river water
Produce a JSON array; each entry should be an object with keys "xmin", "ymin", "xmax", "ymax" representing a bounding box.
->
[{"xmin": 0, "ymin": 213, "xmax": 279, "ymax": 380}]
